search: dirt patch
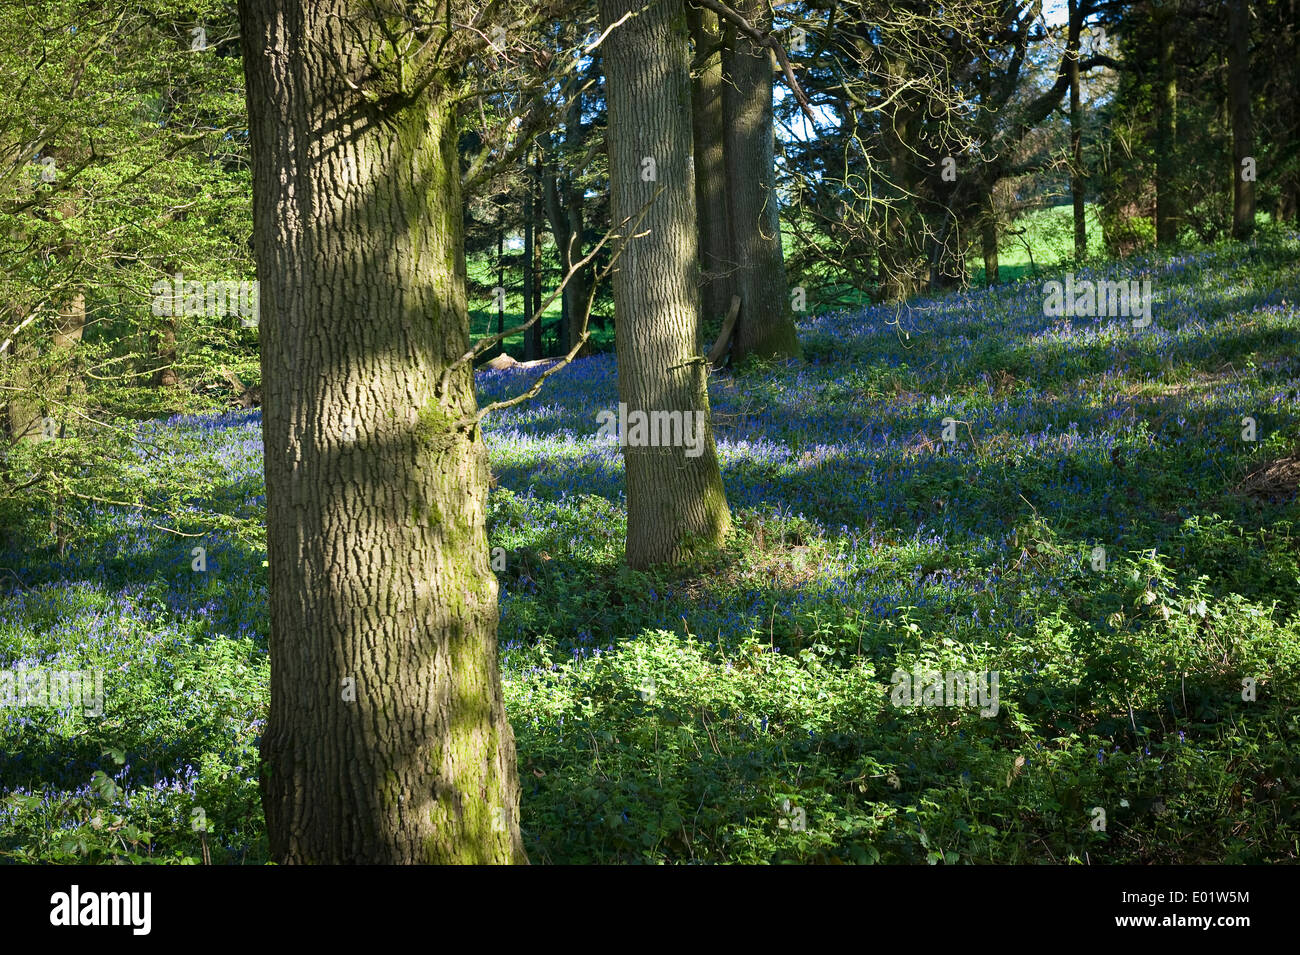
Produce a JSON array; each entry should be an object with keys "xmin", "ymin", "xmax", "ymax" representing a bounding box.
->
[{"xmin": 1237, "ymin": 449, "xmax": 1300, "ymax": 503}]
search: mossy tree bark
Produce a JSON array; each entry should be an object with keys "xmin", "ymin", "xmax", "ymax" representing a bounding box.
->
[
  {"xmin": 598, "ymin": 0, "xmax": 732, "ymax": 569},
  {"xmin": 239, "ymin": 0, "xmax": 526, "ymax": 864}
]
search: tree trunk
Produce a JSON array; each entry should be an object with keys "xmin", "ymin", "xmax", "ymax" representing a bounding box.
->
[
  {"xmin": 563, "ymin": 176, "xmax": 588, "ymax": 351},
  {"xmin": 1228, "ymin": 0, "xmax": 1255, "ymax": 240},
  {"xmin": 562, "ymin": 91, "xmax": 590, "ymax": 351},
  {"xmin": 153, "ymin": 319, "xmax": 178, "ymax": 387},
  {"xmin": 543, "ymin": 119, "xmax": 589, "ymax": 356},
  {"xmin": 522, "ymin": 152, "xmax": 537, "ymax": 361},
  {"xmin": 238, "ymin": 0, "xmax": 527, "ymax": 865},
  {"xmin": 496, "ymin": 217, "xmax": 506, "ymax": 358},
  {"xmin": 598, "ymin": 0, "xmax": 732, "ymax": 569},
  {"xmin": 1289, "ymin": 0, "xmax": 1300, "ymax": 225},
  {"xmin": 530, "ymin": 154, "xmax": 545, "ymax": 356},
  {"xmin": 1068, "ymin": 0, "xmax": 1087, "ymax": 259},
  {"xmin": 542, "ymin": 161, "xmax": 570, "ymax": 349},
  {"xmin": 687, "ymin": 4, "xmax": 732, "ymax": 326},
  {"xmin": 721, "ymin": 1, "xmax": 799, "ymax": 362},
  {"xmin": 1155, "ymin": 5, "xmax": 1179, "ymax": 245},
  {"xmin": 981, "ymin": 195, "xmax": 999, "ymax": 287}
]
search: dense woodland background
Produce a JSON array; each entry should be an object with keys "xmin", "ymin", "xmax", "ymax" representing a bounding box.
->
[{"xmin": 1, "ymin": 0, "xmax": 1299, "ymax": 864}]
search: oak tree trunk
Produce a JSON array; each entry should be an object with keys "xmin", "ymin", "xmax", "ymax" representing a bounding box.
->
[{"xmin": 239, "ymin": 0, "xmax": 527, "ymax": 864}]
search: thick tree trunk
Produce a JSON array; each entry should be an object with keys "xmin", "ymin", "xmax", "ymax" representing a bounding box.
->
[
  {"xmin": 1155, "ymin": 6, "xmax": 1179, "ymax": 245},
  {"xmin": 687, "ymin": 4, "xmax": 732, "ymax": 325},
  {"xmin": 878, "ymin": 52, "xmax": 925, "ymax": 303},
  {"xmin": 1068, "ymin": 0, "xmax": 1087, "ymax": 259},
  {"xmin": 721, "ymin": 1, "xmax": 799, "ymax": 362},
  {"xmin": 1228, "ymin": 0, "xmax": 1255, "ymax": 240},
  {"xmin": 598, "ymin": 0, "xmax": 732, "ymax": 569},
  {"xmin": 239, "ymin": 0, "xmax": 526, "ymax": 864}
]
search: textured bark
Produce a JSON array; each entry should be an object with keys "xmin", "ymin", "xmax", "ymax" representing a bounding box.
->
[
  {"xmin": 1155, "ymin": 6, "xmax": 1179, "ymax": 245},
  {"xmin": 598, "ymin": 0, "xmax": 732, "ymax": 569},
  {"xmin": 721, "ymin": 0, "xmax": 799, "ymax": 362},
  {"xmin": 1068, "ymin": 0, "xmax": 1086, "ymax": 259},
  {"xmin": 1228, "ymin": 0, "xmax": 1254, "ymax": 240},
  {"xmin": 239, "ymin": 0, "xmax": 526, "ymax": 864},
  {"xmin": 687, "ymin": 5, "xmax": 732, "ymax": 325}
]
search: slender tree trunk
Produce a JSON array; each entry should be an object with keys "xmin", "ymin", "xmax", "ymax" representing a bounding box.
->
[
  {"xmin": 1155, "ymin": 5, "xmax": 1179, "ymax": 246},
  {"xmin": 981, "ymin": 191, "xmax": 999, "ymax": 287},
  {"xmin": 543, "ymin": 126, "xmax": 588, "ymax": 355},
  {"xmin": 523, "ymin": 152, "xmax": 537, "ymax": 361},
  {"xmin": 496, "ymin": 217, "xmax": 505, "ymax": 358},
  {"xmin": 1068, "ymin": 0, "xmax": 1087, "ymax": 259},
  {"xmin": 1289, "ymin": 0, "xmax": 1300, "ymax": 225},
  {"xmin": 721, "ymin": 1, "xmax": 799, "ymax": 362},
  {"xmin": 1228, "ymin": 0, "xmax": 1255, "ymax": 240},
  {"xmin": 563, "ymin": 178, "xmax": 588, "ymax": 351},
  {"xmin": 530, "ymin": 154, "xmax": 545, "ymax": 357},
  {"xmin": 238, "ymin": 0, "xmax": 526, "ymax": 864},
  {"xmin": 598, "ymin": 0, "xmax": 731, "ymax": 569},
  {"xmin": 542, "ymin": 161, "xmax": 570, "ymax": 350},
  {"xmin": 687, "ymin": 4, "xmax": 732, "ymax": 325},
  {"xmin": 562, "ymin": 92, "xmax": 589, "ymax": 351}
]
